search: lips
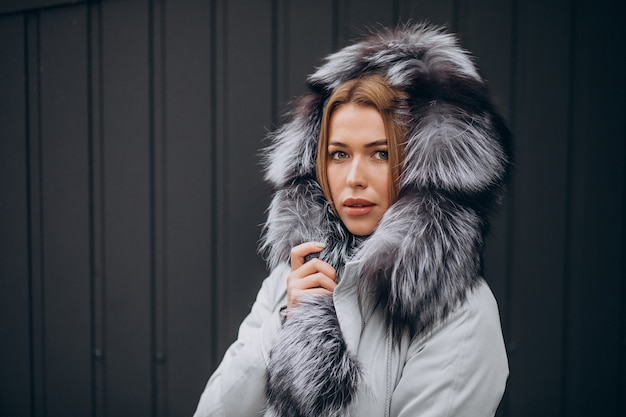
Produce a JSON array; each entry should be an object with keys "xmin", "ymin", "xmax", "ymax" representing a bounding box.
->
[{"xmin": 343, "ymin": 198, "xmax": 375, "ymax": 216}]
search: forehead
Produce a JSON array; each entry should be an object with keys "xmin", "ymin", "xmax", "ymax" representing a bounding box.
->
[{"xmin": 329, "ymin": 104, "xmax": 385, "ymax": 142}]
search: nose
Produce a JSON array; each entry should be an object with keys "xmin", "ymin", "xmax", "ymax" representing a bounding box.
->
[{"xmin": 346, "ymin": 157, "xmax": 367, "ymax": 188}]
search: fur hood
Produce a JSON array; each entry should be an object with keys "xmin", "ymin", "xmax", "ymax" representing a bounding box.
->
[{"xmin": 260, "ymin": 23, "xmax": 512, "ymax": 417}]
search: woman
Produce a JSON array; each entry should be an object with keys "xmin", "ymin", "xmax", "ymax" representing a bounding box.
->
[{"xmin": 194, "ymin": 23, "xmax": 512, "ymax": 417}]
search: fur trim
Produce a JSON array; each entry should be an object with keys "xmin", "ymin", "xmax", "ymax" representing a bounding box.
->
[
  {"xmin": 259, "ymin": 178, "xmax": 365, "ymax": 276},
  {"xmin": 262, "ymin": 23, "xmax": 512, "ymax": 416},
  {"xmin": 264, "ymin": 295, "xmax": 361, "ymax": 417},
  {"xmin": 356, "ymin": 188, "xmax": 484, "ymax": 341}
]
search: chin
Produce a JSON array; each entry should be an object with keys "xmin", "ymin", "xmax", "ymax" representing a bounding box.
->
[{"xmin": 345, "ymin": 223, "xmax": 377, "ymax": 237}]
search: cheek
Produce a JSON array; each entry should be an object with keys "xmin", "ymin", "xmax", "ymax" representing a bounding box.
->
[
  {"xmin": 374, "ymin": 168, "xmax": 392, "ymax": 207},
  {"xmin": 327, "ymin": 166, "xmax": 342, "ymax": 201}
]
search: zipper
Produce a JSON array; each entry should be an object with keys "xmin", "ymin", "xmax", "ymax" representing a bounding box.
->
[{"xmin": 384, "ymin": 324, "xmax": 393, "ymax": 417}]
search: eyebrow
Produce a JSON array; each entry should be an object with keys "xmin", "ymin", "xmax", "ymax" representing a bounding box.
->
[{"xmin": 329, "ymin": 139, "xmax": 388, "ymax": 148}]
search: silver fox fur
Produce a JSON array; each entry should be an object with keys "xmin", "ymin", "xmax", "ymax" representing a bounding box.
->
[{"xmin": 260, "ymin": 23, "xmax": 512, "ymax": 417}]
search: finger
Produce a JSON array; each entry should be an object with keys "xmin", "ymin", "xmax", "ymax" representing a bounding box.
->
[
  {"xmin": 291, "ymin": 258, "xmax": 336, "ymax": 281},
  {"xmin": 290, "ymin": 241, "xmax": 327, "ymax": 270},
  {"xmin": 289, "ymin": 272, "xmax": 337, "ymax": 292}
]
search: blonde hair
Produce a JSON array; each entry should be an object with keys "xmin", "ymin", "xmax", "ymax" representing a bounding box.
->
[{"xmin": 316, "ymin": 75, "xmax": 408, "ymax": 209}]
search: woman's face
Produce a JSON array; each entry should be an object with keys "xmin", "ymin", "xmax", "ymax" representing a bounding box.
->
[{"xmin": 327, "ymin": 103, "xmax": 391, "ymax": 236}]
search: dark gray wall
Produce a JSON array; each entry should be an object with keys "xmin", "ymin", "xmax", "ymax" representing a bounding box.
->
[{"xmin": 0, "ymin": 0, "xmax": 624, "ymax": 416}]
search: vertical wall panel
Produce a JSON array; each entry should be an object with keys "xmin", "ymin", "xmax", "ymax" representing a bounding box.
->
[
  {"xmin": 25, "ymin": 12, "xmax": 46, "ymax": 417},
  {"xmin": 274, "ymin": 0, "xmax": 334, "ymax": 115},
  {"xmin": 150, "ymin": 1, "xmax": 167, "ymax": 415},
  {"xmin": 38, "ymin": 5, "xmax": 92, "ymax": 416},
  {"xmin": 88, "ymin": 3, "xmax": 106, "ymax": 416},
  {"xmin": 0, "ymin": 14, "xmax": 32, "ymax": 417},
  {"xmin": 162, "ymin": 0, "xmax": 213, "ymax": 415},
  {"xmin": 456, "ymin": 0, "xmax": 514, "ymax": 120},
  {"xmin": 212, "ymin": 0, "xmax": 228, "ymax": 370},
  {"xmin": 508, "ymin": 1, "xmax": 571, "ymax": 416},
  {"xmin": 100, "ymin": 0, "xmax": 152, "ymax": 414},
  {"xmin": 215, "ymin": 0, "xmax": 273, "ymax": 357},
  {"xmin": 341, "ymin": 0, "xmax": 395, "ymax": 41},
  {"xmin": 398, "ymin": 0, "xmax": 455, "ymax": 27},
  {"xmin": 563, "ymin": 0, "xmax": 626, "ymax": 415}
]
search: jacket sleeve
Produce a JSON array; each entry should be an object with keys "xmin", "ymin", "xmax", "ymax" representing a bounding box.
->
[
  {"xmin": 193, "ymin": 265, "xmax": 288, "ymax": 417},
  {"xmin": 391, "ymin": 281, "xmax": 509, "ymax": 417}
]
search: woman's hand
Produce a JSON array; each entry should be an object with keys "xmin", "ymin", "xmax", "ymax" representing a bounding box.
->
[{"xmin": 286, "ymin": 242, "xmax": 337, "ymax": 310}]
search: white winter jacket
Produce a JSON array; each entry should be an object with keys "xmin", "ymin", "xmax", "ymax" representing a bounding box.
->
[{"xmin": 193, "ymin": 261, "xmax": 508, "ymax": 417}]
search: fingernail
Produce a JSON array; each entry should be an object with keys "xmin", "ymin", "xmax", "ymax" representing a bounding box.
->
[{"xmin": 316, "ymin": 242, "xmax": 327, "ymax": 249}]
